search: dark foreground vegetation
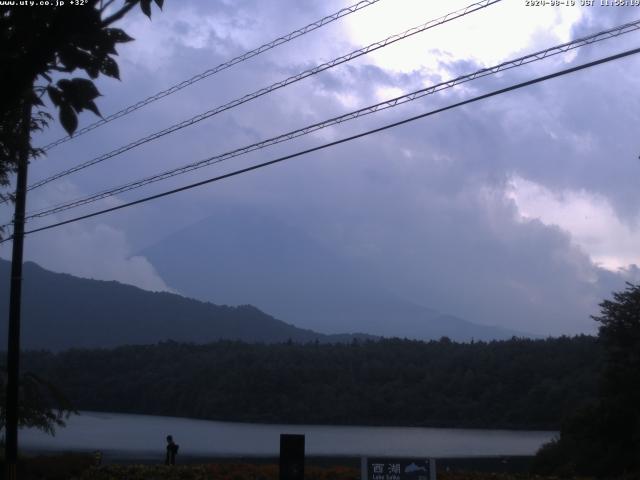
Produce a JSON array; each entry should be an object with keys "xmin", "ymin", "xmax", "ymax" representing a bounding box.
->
[
  {"xmin": 0, "ymin": 453, "xmax": 608, "ymax": 480},
  {"xmin": 531, "ymin": 284, "xmax": 640, "ymax": 478},
  {"xmin": 20, "ymin": 335, "xmax": 600, "ymax": 430},
  {"xmin": 3, "ymin": 283, "xmax": 638, "ymax": 478}
]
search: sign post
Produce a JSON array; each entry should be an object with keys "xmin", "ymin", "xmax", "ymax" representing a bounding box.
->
[
  {"xmin": 279, "ymin": 434, "xmax": 305, "ymax": 480},
  {"xmin": 361, "ymin": 457, "xmax": 436, "ymax": 480}
]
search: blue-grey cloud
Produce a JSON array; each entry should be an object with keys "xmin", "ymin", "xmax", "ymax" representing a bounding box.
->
[{"xmin": 3, "ymin": 0, "xmax": 639, "ymax": 338}]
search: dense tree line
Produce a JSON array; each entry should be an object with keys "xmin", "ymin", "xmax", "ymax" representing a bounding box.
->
[
  {"xmin": 18, "ymin": 335, "xmax": 600, "ymax": 430},
  {"xmin": 533, "ymin": 283, "xmax": 640, "ymax": 478}
]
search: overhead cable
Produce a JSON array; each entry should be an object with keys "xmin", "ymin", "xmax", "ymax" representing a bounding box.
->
[
  {"xmin": 39, "ymin": 0, "xmax": 385, "ymax": 152},
  {"xmin": 21, "ymin": 19, "xmax": 640, "ymax": 221},
  {"xmin": 5, "ymin": 45, "xmax": 638, "ymax": 242},
  {"xmin": 26, "ymin": 0, "xmax": 501, "ymax": 193}
]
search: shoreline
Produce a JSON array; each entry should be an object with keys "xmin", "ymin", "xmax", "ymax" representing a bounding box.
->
[
  {"xmin": 21, "ymin": 450, "xmax": 537, "ymax": 474},
  {"xmin": 69, "ymin": 410, "xmax": 561, "ymax": 433}
]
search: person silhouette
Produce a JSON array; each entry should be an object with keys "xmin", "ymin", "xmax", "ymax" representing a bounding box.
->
[{"xmin": 165, "ymin": 435, "xmax": 179, "ymax": 465}]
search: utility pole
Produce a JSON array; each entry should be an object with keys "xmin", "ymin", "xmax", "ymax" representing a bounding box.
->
[{"xmin": 5, "ymin": 99, "xmax": 32, "ymax": 480}]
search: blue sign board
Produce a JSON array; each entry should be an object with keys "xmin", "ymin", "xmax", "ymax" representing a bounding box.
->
[{"xmin": 362, "ymin": 457, "xmax": 435, "ymax": 480}]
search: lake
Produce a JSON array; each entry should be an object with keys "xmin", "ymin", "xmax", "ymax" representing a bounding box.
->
[{"xmin": 20, "ymin": 411, "xmax": 556, "ymax": 460}]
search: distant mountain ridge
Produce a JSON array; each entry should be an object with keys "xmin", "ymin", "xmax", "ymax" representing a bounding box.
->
[
  {"xmin": 142, "ymin": 204, "xmax": 529, "ymax": 341},
  {"xmin": 0, "ymin": 259, "xmax": 373, "ymax": 351}
]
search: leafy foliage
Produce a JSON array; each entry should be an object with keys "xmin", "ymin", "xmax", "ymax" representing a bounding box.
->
[
  {"xmin": 595, "ymin": 283, "xmax": 640, "ymax": 408},
  {"xmin": 5, "ymin": 452, "xmax": 96, "ymax": 480},
  {"xmin": 73, "ymin": 463, "xmax": 358, "ymax": 480},
  {"xmin": 0, "ymin": 366, "xmax": 76, "ymax": 436},
  {"xmin": 0, "ymin": 0, "xmax": 163, "ymax": 436},
  {"xmin": 21, "ymin": 336, "xmax": 601, "ymax": 430},
  {"xmin": 0, "ymin": 0, "xmax": 163, "ymax": 205},
  {"xmin": 533, "ymin": 284, "xmax": 640, "ymax": 478}
]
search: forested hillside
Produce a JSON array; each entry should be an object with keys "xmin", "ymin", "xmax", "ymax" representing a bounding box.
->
[
  {"xmin": 0, "ymin": 260, "xmax": 372, "ymax": 349},
  {"xmin": 0, "ymin": 259, "xmax": 523, "ymax": 347},
  {"xmin": 21, "ymin": 336, "xmax": 600, "ymax": 430}
]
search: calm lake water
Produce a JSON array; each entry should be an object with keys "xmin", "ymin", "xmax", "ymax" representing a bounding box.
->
[{"xmin": 20, "ymin": 411, "xmax": 556, "ymax": 459}]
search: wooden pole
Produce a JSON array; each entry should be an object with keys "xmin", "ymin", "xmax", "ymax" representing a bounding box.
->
[{"xmin": 5, "ymin": 99, "xmax": 32, "ymax": 480}]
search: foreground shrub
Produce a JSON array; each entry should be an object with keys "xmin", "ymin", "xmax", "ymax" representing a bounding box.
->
[{"xmin": 71, "ymin": 463, "xmax": 359, "ymax": 480}]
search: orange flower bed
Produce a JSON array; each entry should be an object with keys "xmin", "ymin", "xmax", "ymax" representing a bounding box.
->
[
  {"xmin": 72, "ymin": 463, "xmax": 361, "ymax": 480},
  {"xmin": 70, "ymin": 462, "xmax": 599, "ymax": 480}
]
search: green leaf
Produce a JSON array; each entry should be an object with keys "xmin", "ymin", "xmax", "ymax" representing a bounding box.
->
[
  {"xmin": 86, "ymin": 64, "xmax": 100, "ymax": 79},
  {"xmin": 56, "ymin": 78, "xmax": 102, "ymax": 117},
  {"xmin": 47, "ymin": 86, "xmax": 62, "ymax": 107},
  {"xmin": 30, "ymin": 91, "xmax": 44, "ymax": 107},
  {"xmin": 105, "ymin": 27, "xmax": 134, "ymax": 43},
  {"xmin": 85, "ymin": 100, "xmax": 101, "ymax": 117},
  {"xmin": 140, "ymin": 0, "xmax": 152, "ymax": 18},
  {"xmin": 59, "ymin": 103, "xmax": 78, "ymax": 136},
  {"xmin": 95, "ymin": 32, "xmax": 122, "ymax": 56},
  {"xmin": 57, "ymin": 79, "xmax": 73, "ymax": 92},
  {"xmin": 100, "ymin": 56, "xmax": 120, "ymax": 79},
  {"xmin": 70, "ymin": 78, "xmax": 101, "ymax": 101},
  {"xmin": 58, "ymin": 46, "xmax": 93, "ymax": 72}
]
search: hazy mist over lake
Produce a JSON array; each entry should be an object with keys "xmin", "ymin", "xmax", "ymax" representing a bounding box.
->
[{"xmin": 21, "ymin": 412, "xmax": 556, "ymax": 459}]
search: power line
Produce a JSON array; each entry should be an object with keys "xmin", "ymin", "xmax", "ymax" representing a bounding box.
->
[
  {"xmin": 5, "ymin": 45, "xmax": 638, "ymax": 243},
  {"xmin": 38, "ymin": 0, "xmax": 385, "ymax": 152},
  {"xmin": 25, "ymin": 0, "xmax": 501, "ymax": 193},
  {"xmin": 21, "ymin": 19, "xmax": 640, "ymax": 221}
]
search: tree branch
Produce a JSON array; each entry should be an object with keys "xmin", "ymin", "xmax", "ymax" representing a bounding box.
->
[
  {"xmin": 100, "ymin": 0, "xmax": 117, "ymax": 13},
  {"xmin": 101, "ymin": 1, "xmax": 137, "ymax": 27},
  {"xmin": 45, "ymin": 64, "xmax": 72, "ymax": 73}
]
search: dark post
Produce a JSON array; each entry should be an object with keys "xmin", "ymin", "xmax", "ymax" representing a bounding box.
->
[
  {"xmin": 279, "ymin": 434, "xmax": 305, "ymax": 480},
  {"xmin": 5, "ymin": 99, "xmax": 32, "ymax": 480}
]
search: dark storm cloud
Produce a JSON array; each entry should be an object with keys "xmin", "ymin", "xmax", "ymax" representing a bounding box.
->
[{"xmin": 5, "ymin": 0, "xmax": 638, "ymax": 337}]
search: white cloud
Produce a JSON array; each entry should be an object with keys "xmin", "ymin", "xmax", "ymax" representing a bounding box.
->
[
  {"xmin": 374, "ymin": 86, "xmax": 405, "ymax": 103},
  {"xmin": 343, "ymin": 0, "xmax": 583, "ymax": 73},
  {"xmin": 508, "ymin": 175, "xmax": 640, "ymax": 271},
  {"xmin": 5, "ymin": 223, "xmax": 174, "ymax": 293}
]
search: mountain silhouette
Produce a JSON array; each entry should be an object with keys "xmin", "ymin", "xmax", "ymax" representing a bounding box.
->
[
  {"xmin": 0, "ymin": 259, "xmax": 372, "ymax": 351},
  {"xmin": 141, "ymin": 204, "xmax": 529, "ymax": 341}
]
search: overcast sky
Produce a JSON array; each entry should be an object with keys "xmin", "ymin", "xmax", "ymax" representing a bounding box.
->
[{"xmin": 2, "ymin": 0, "xmax": 640, "ymax": 336}]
